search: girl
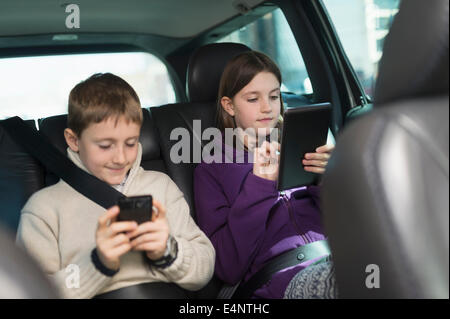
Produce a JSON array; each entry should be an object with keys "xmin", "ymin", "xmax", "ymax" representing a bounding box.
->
[{"xmin": 194, "ymin": 51, "xmax": 336, "ymax": 299}]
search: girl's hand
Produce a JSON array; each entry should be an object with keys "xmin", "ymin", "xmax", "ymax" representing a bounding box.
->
[
  {"xmin": 126, "ymin": 200, "xmax": 170, "ymax": 261},
  {"xmin": 253, "ymin": 141, "xmax": 280, "ymax": 181},
  {"xmin": 303, "ymin": 144, "xmax": 335, "ymax": 174},
  {"xmin": 96, "ymin": 206, "xmax": 138, "ymax": 271}
]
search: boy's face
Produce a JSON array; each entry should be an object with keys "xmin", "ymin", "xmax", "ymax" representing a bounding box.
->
[{"xmin": 65, "ymin": 116, "xmax": 141, "ymax": 185}]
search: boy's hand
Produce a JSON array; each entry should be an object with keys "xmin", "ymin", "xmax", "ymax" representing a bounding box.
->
[
  {"xmin": 253, "ymin": 141, "xmax": 280, "ymax": 181},
  {"xmin": 127, "ymin": 200, "xmax": 170, "ymax": 261},
  {"xmin": 96, "ymin": 206, "xmax": 138, "ymax": 271},
  {"xmin": 302, "ymin": 144, "xmax": 335, "ymax": 174}
]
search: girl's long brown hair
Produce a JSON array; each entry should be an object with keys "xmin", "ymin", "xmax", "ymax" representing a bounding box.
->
[{"xmin": 216, "ymin": 51, "xmax": 284, "ymax": 131}]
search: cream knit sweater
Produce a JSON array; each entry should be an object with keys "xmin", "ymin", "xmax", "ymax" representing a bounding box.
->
[{"xmin": 16, "ymin": 144, "xmax": 215, "ymax": 298}]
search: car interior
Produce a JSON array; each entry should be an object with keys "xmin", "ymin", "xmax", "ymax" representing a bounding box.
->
[{"xmin": 0, "ymin": 0, "xmax": 448, "ymax": 299}]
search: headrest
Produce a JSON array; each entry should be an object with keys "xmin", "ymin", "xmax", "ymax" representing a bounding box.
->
[
  {"xmin": 187, "ymin": 42, "xmax": 251, "ymax": 103},
  {"xmin": 374, "ymin": 0, "xmax": 449, "ymax": 106},
  {"xmin": 38, "ymin": 108, "xmax": 160, "ymax": 161}
]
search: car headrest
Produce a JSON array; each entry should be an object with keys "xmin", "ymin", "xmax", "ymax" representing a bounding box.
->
[
  {"xmin": 374, "ymin": 0, "xmax": 449, "ymax": 106},
  {"xmin": 38, "ymin": 108, "xmax": 160, "ymax": 162},
  {"xmin": 186, "ymin": 42, "xmax": 251, "ymax": 103}
]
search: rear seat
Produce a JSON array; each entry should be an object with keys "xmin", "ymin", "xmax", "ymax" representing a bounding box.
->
[
  {"xmin": 0, "ymin": 120, "xmax": 44, "ymax": 232},
  {"xmin": 0, "ymin": 42, "xmax": 251, "ymax": 298}
]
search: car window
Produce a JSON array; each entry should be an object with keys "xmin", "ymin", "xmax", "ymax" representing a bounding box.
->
[
  {"xmin": 321, "ymin": 0, "xmax": 401, "ymax": 97},
  {"xmin": 0, "ymin": 52, "xmax": 177, "ymax": 120},
  {"xmin": 217, "ymin": 8, "xmax": 312, "ymax": 98}
]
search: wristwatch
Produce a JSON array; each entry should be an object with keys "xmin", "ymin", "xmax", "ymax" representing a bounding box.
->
[{"xmin": 146, "ymin": 235, "xmax": 178, "ymax": 268}]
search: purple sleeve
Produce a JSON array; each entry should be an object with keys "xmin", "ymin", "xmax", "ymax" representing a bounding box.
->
[{"xmin": 194, "ymin": 166, "xmax": 279, "ymax": 285}]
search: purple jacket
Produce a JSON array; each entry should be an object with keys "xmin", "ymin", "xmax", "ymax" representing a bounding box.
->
[{"xmin": 194, "ymin": 139, "xmax": 327, "ymax": 298}]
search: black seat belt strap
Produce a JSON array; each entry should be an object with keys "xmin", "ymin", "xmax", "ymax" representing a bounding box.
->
[
  {"xmin": 0, "ymin": 116, "xmax": 123, "ymax": 209},
  {"xmin": 232, "ymin": 239, "xmax": 331, "ymax": 299}
]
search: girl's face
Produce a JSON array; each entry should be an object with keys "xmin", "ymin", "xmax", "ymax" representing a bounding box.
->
[{"xmin": 222, "ymin": 71, "xmax": 281, "ymax": 136}]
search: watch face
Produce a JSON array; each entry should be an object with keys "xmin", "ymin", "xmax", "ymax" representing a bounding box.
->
[{"xmin": 166, "ymin": 236, "xmax": 178, "ymax": 259}]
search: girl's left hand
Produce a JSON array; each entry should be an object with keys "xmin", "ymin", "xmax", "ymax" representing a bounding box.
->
[
  {"xmin": 126, "ymin": 199, "xmax": 170, "ymax": 260},
  {"xmin": 302, "ymin": 144, "xmax": 335, "ymax": 174}
]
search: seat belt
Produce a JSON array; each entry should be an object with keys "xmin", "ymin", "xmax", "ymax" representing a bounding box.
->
[
  {"xmin": 94, "ymin": 281, "xmax": 189, "ymax": 299},
  {"xmin": 0, "ymin": 116, "xmax": 122, "ymax": 209},
  {"xmin": 216, "ymin": 282, "xmax": 241, "ymax": 299},
  {"xmin": 232, "ymin": 239, "xmax": 331, "ymax": 299}
]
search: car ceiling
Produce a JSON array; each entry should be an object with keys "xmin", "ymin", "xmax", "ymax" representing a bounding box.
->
[{"xmin": 0, "ymin": 0, "xmax": 266, "ymax": 38}]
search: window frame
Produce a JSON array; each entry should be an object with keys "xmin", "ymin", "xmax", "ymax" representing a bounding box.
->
[{"xmin": 282, "ymin": 0, "xmax": 371, "ymax": 133}]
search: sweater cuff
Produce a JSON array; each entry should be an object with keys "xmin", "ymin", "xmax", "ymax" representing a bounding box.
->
[
  {"xmin": 154, "ymin": 236, "xmax": 193, "ymax": 281},
  {"xmin": 91, "ymin": 248, "xmax": 119, "ymax": 277}
]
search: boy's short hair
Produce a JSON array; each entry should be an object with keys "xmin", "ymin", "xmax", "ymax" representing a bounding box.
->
[{"xmin": 68, "ymin": 73, "xmax": 143, "ymax": 137}]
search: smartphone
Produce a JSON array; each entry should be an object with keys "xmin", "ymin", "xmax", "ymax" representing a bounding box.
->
[{"xmin": 117, "ymin": 195, "xmax": 153, "ymax": 224}]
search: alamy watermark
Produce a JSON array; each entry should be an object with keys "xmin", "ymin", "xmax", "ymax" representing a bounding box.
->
[
  {"xmin": 169, "ymin": 122, "xmax": 281, "ymax": 175},
  {"xmin": 65, "ymin": 264, "xmax": 80, "ymax": 289},
  {"xmin": 365, "ymin": 264, "xmax": 380, "ymax": 289},
  {"xmin": 169, "ymin": 121, "xmax": 279, "ymax": 163},
  {"xmin": 65, "ymin": 4, "xmax": 80, "ymax": 29}
]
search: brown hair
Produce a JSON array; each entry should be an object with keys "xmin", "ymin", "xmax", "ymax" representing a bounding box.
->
[
  {"xmin": 216, "ymin": 51, "xmax": 284, "ymax": 131},
  {"xmin": 68, "ymin": 73, "xmax": 142, "ymax": 137}
]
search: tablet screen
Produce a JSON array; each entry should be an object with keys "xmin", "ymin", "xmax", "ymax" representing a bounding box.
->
[{"xmin": 277, "ymin": 103, "xmax": 332, "ymax": 191}]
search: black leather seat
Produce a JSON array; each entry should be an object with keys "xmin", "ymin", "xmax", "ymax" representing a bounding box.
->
[
  {"xmin": 0, "ymin": 120, "xmax": 45, "ymax": 232},
  {"xmin": 321, "ymin": 0, "xmax": 449, "ymax": 298},
  {"xmin": 152, "ymin": 43, "xmax": 251, "ymax": 219}
]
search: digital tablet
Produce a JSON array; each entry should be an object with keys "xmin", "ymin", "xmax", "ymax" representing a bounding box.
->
[{"xmin": 277, "ymin": 103, "xmax": 332, "ymax": 191}]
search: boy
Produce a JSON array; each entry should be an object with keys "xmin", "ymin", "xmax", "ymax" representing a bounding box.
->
[{"xmin": 16, "ymin": 73, "xmax": 215, "ymax": 298}]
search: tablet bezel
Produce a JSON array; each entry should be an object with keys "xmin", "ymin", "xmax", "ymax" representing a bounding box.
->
[{"xmin": 277, "ymin": 103, "xmax": 332, "ymax": 191}]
